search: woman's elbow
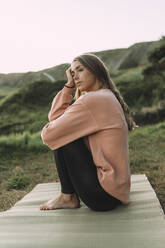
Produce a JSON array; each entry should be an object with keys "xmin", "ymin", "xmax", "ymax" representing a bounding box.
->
[
  {"xmin": 41, "ymin": 130, "xmax": 47, "ymax": 145},
  {"xmin": 41, "ymin": 127, "xmax": 51, "ymax": 145},
  {"xmin": 48, "ymin": 111, "xmax": 52, "ymax": 122},
  {"xmin": 41, "ymin": 126, "xmax": 58, "ymax": 146}
]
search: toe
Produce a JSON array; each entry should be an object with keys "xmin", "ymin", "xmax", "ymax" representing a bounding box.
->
[{"xmin": 40, "ymin": 205, "xmax": 45, "ymax": 210}]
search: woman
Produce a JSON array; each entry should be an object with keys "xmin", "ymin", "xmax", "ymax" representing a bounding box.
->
[{"xmin": 40, "ymin": 53, "xmax": 136, "ymax": 211}]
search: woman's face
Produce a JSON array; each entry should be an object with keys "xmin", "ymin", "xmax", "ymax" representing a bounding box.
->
[{"xmin": 71, "ymin": 60, "xmax": 100, "ymax": 92}]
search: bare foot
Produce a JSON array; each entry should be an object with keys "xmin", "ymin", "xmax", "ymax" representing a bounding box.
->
[{"xmin": 40, "ymin": 193, "xmax": 80, "ymax": 210}]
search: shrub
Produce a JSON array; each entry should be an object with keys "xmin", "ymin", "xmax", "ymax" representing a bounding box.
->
[
  {"xmin": 147, "ymin": 42, "xmax": 165, "ymax": 64},
  {"xmin": 0, "ymin": 79, "xmax": 68, "ymax": 113},
  {"xmin": 7, "ymin": 166, "xmax": 30, "ymax": 190}
]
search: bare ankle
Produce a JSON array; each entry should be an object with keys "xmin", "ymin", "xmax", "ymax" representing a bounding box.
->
[{"xmin": 61, "ymin": 192, "xmax": 75, "ymax": 201}]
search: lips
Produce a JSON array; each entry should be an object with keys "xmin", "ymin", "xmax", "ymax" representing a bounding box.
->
[{"xmin": 76, "ymin": 81, "xmax": 82, "ymax": 86}]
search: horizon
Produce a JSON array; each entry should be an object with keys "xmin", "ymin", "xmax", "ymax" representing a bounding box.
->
[
  {"xmin": 0, "ymin": 0, "xmax": 164, "ymax": 74},
  {"xmin": 0, "ymin": 38, "xmax": 161, "ymax": 75}
]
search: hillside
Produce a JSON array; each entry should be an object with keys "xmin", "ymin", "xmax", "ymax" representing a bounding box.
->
[
  {"xmin": 0, "ymin": 63, "xmax": 70, "ymax": 88},
  {"xmin": 94, "ymin": 40, "xmax": 163, "ymax": 71},
  {"xmin": 0, "ymin": 39, "xmax": 163, "ymax": 93}
]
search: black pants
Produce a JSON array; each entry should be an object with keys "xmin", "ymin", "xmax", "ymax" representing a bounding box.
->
[{"xmin": 53, "ymin": 137, "xmax": 122, "ymax": 211}]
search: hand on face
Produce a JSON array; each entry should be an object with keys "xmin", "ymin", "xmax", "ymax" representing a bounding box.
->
[{"xmin": 66, "ymin": 67, "xmax": 75, "ymax": 86}]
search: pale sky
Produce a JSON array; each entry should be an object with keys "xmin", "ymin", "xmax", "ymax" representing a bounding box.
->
[{"xmin": 0, "ymin": 0, "xmax": 164, "ymax": 73}]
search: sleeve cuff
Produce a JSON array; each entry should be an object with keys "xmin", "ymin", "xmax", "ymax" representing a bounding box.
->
[{"xmin": 62, "ymin": 85, "xmax": 75, "ymax": 95}]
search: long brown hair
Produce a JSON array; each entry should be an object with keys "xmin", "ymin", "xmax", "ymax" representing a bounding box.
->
[{"xmin": 72, "ymin": 53, "xmax": 137, "ymax": 131}]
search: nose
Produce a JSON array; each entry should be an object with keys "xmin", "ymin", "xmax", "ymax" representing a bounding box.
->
[{"xmin": 73, "ymin": 72, "xmax": 79, "ymax": 81}]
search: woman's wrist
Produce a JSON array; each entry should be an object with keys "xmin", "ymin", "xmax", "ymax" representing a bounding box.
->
[{"xmin": 65, "ymin": 81, "xmax": 75, "ymax": 88}]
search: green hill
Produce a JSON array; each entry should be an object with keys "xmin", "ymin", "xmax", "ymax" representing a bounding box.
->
[
  {"xmin": 0, "ymin": 39, "xmax": 163, "ymax": 91},
  {"xmin": 93, "ymin": 39, "xmax": 164, "ymax": 71},
  {"xmin": 0, "ymin": 63, "xmax": 70, "ymax": 88}
]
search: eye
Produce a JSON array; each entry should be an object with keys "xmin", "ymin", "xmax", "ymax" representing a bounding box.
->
[{"xmin": 71, "ymin": 68, "xmax": 83, "ymax": 76}]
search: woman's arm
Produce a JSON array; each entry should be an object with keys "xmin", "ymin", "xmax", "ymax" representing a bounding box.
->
[
  {"xmin": 41, "ymin": 98, "xmax": 99, "ymax": 150},
  {"xmin": 48, "ymin": 66, "xmax": 75, "ymax": 121},
  {"xmin": 48, "ymin": 86, "xmax": 75, "ymax": 122}
]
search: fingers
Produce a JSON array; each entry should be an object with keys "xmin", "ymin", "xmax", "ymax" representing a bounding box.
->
[
  {"xmin": 66, "ymin": 67, "xmax": 72, "ymax": 76},
  {"xmin": 66, "ymin": 67, "xmax": 75, "ymax": 85}
]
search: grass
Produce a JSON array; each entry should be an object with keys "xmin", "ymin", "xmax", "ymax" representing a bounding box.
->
[
  {"xmin": 0, "ymin": 150, "xmax": 58, "ymax": 211},
  {"xmin": 0, "ymin": 86, "xmax": 16, "ymax": 105},
  {"xmin": 0, "ymin": 131, "xmax": 46, "ymax": 152},
  {"xmin": 0, "ymin": 121, "xmax": 165, "ymax": 213},
  {"xmin": 129, "ymin": 122, "xmax": 165, "ymax": 212}
]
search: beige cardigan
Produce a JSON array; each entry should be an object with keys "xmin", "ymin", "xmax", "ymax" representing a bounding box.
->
[{"xmin": 41, "ymin": 86, "xmax": 131, "ymax": 205}]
